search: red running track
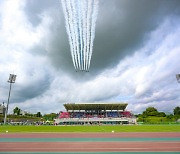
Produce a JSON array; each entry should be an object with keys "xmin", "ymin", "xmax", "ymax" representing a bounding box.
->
[
  {"xmin": 0, "ymin": 142, "xmax": 180, "ymax": 152},
  {"xmin": 1, "ymin": 132, "xmax": 180, "ymax": 138},
  {"xmin": 0, "ymin": 132, "xmax": 180, "ymax": 152}
]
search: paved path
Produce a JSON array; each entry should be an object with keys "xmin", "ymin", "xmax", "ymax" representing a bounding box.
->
[{"xmin": 0, "ymin": 132, "xmax": 179, "ymax": 154}]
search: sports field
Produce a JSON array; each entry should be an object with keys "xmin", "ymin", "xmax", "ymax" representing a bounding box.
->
[
  {"xmin": 0, "ymin": 125, "xmax": 179, "ymax": 154},
  {"xmin": 0, "ymin": 124, "xmax": 180, "ymax": 133}
]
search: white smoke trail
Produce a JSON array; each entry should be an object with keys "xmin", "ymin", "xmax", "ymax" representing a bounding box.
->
[
  {"xmin": 61, "ymin": 0, "xmax": 77, "ymax": 69},
  {"xmin": 82, "ymin": 0, "xmax": 87, "ymax": 71},
  {"xmin": 61, "ymin": 0, "xmax": 99, "ymax": 71},
  {"xmin": 88, "ymin": 0, "xmax": 99, "ymax": 70},
  {"xmin": 71, "ymin": 0, "xmax": 81, "ymax": 70},
  {"xmin": 77, "ymin": 0, "xmax": 83, "ymax": 70},
  {"xmin": 66, "ymin": 0, "xmax": 79, "ymax": 69},
  {"xmin": 86, "ymin": 0, "xmax": 93, "ymax": 71}
]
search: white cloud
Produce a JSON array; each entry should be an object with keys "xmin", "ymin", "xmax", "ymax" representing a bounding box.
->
[
  {"xmin": 0, "ymin": 0, "xmax": 180, "ymax": 115},
  {"xmin": 0, "ymin": 0, "xmax": 53, "ymax": 109}
]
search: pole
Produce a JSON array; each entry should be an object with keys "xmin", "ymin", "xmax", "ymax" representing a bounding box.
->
[
  {"xmin": 4, "ymin": 82, "xmax": 12, "ymax": 124},
  {"xmin": 176, "ymin": 74, "xmax": 180, "ymax": 83}
]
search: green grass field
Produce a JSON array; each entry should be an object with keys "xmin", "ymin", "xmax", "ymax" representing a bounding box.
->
[{"xmin": 0, "ymin": 124, "xmax": 180, "ymax": 133}]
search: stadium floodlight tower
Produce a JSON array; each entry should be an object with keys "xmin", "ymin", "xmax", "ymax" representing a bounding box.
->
[
  {"xmin": 4, "ymin": 74, "xmax": 17, "ymax": 124},
  {"xmin": 176, "ymin": 74, "xmax": 180, "ymax": 83}
]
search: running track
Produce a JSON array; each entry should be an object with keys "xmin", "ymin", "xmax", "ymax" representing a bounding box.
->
[{"xmin": 0, "ymin": 132, "xmax": 180, "ymax": 154}]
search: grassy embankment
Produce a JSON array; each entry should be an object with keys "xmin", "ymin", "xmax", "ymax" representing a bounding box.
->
[{"xmin": 0, "ymin": 125, "xmax": 180, "ymax": 133}]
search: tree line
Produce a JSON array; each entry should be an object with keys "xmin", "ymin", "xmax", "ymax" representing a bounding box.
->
[
  {"xmin": 13, "ymin": 107, "xmax": 57, "ymax": 121},
  {"xmin": 137, "ymin": 106, "xmax": 180, "ymax": 123},
  {"xmin": 6, "ymin": 106, "xmax": 180, "ymax": 123}
]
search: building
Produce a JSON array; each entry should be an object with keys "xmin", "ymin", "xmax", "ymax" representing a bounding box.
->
[
  {"xmin": 55, "ymin": 103, "xmax": 137, "ymax": 125},
  {"xmin": 0, "ymin": 102, "xmax": 6, "ymax": 116}
]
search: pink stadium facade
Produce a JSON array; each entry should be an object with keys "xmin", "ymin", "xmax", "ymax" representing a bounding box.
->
[{"xmin": 55, "ymin": 103, "xmax": 137, "ymax": 125}]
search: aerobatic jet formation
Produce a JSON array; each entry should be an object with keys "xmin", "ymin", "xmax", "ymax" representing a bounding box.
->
[{"xmin": 61, "ymin": 0, "xmax": 99, "ymax": 71}]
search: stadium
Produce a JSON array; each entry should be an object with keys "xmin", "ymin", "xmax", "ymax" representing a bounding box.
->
[{"xmin": 55, "ymin": 103, "xmax": 137, "ymax": 125}]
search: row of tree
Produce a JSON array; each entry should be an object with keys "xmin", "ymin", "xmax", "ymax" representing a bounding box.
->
[
  {"xmin": 137, "ymin": 106, "xmax": 180, "ymax": 123},
  {"xmin": 12, "ymin": 106, "xmax": 180, "ymax": 123},
  {"xmin": 13, "ymin": 107, "xmax": 57, "ymax": 121},
  {"xmin": 138, "ymin": 106, "xmax": 180, "ymax": 117}
]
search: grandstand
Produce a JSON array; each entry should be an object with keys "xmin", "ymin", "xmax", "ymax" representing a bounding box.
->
[{"xmin": 55, "ymin": 103, "xmax": 137, "ymax": 125}]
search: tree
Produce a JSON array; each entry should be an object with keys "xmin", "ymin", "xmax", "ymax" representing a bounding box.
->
[
  {"xmin": 25, "ymin": 113, "xmax": 34, "ymax": 117},
  {"xmin": 36, "ymin": 112, "xmax": 42, "ymax": 117},
  {"xmin": 173, "ymin": 106, "xmax": 180, "ymax": 116},
  {"xmin": 157, "ymin": 112, "xmax": 166, "ymax": 117},
  {"xmin": 166, "ymin": 114, "xmax": 173, "ymax": 120},
  {"xmin": 142, "ymin": 107, "xmax": 159, "ymax": 116},
  {"xmin": 43, "ymin": 113, "xmax": 57, "ymax": 121},
  {"xmin": 13, "ymin": 107, "xmax": 21, "ymax": 115}
]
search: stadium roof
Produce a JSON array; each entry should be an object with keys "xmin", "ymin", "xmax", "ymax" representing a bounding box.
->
[{"xmin": 64, "ymin": 103, "xmax": 128, "ymax": 111}]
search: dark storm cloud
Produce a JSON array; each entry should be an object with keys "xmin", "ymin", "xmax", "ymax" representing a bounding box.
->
[
  {"xmin": 24, "ymin": 0, "xmax": 81, "ymax": 77},
  {"xmin": 91, "ymin": 0, "xmax": 180, "ymax": 71},
  {"xmin": 24, "ymin": 0, "xmax": 180, "ymax": 79},
  {"xmin": 16, "ymin": 84, "xmax": 49, "ymax": 102},
  {"xmin": 29, "ymin": 45, "xmax": 47, "ymax": 56},
  {"xmin": 6, "ymin": 68, "xmax": 52, "ymax": 104},
  {"xmin": 1, "ymin": 0, "xmax": 179, "ymax": 114},
  {"xmin": 24, "ymin": 0, "xmax": 59, "ymax": 27}
]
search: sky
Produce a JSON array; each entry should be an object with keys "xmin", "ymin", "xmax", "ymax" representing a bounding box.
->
[{"xmin": 0, "ymin": 0, "xmax": 180, "ymax": 114}]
